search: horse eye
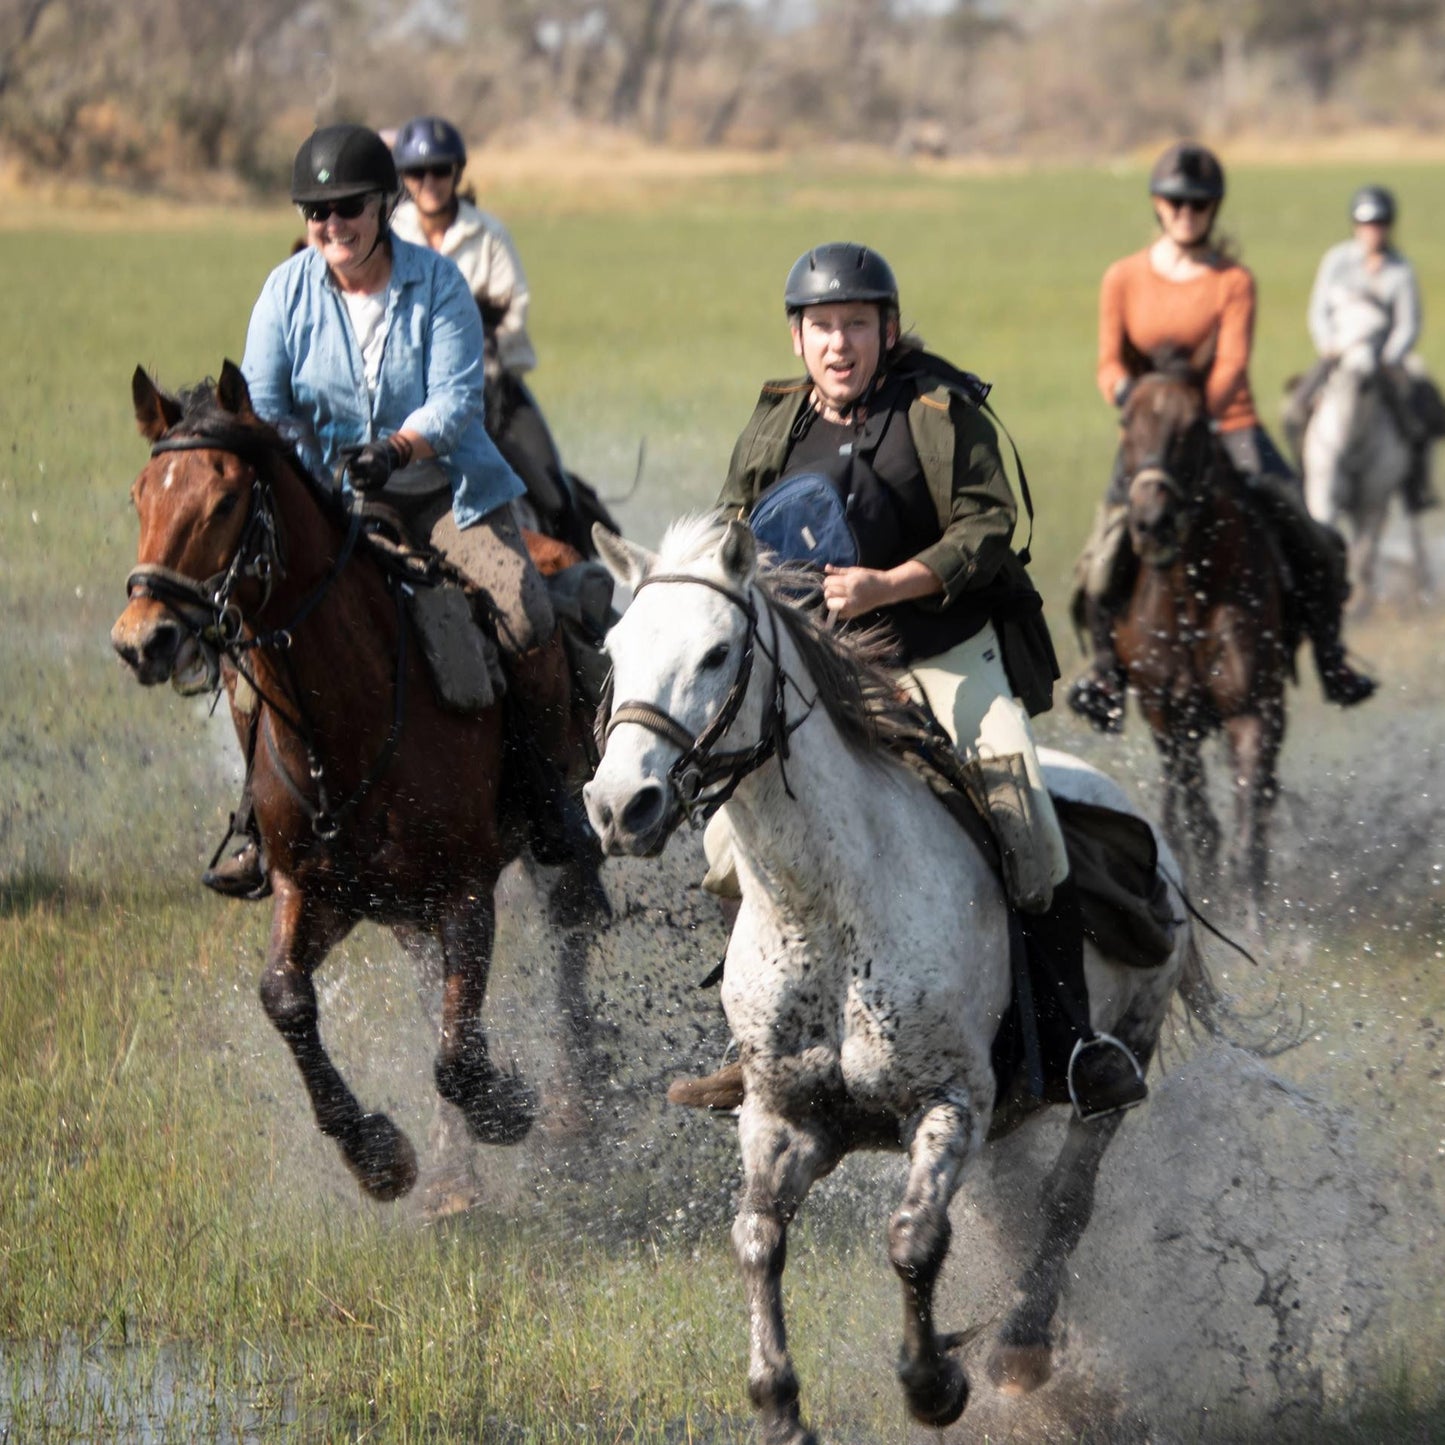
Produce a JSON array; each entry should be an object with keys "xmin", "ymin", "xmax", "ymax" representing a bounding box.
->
[
  {"xmin": 700, "ymin": 643, "xmax": 731, "ymax": 672},
  {"xmin": 214, "ymin": 491, "xmax": 242, "ymax": 520}
]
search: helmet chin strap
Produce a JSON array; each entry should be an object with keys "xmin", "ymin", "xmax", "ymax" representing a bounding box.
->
[{"xmin": 357, "ymin": 192, "xmax": 398, "ymax": 268}]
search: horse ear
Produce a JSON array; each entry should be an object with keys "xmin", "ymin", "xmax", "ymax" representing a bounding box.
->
[
  {"xmin": 132, "ymin": 366, "xmax": 182, "ymax": 441},
  {"xmin": 718, "ymin": 519, "xmax": 757, "ymax": 584},
  {"xmin": 216, "ymin": 360, "xmax": 255, "ymax": 417},
  {"xmin": 593, "ymin": 523, "xmax": 655, "ymax": 591}
]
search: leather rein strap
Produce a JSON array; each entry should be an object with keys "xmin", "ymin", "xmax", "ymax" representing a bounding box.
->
[{"xmin": 604, "ymin": 572, "xmax": 814, "ymax": 823}]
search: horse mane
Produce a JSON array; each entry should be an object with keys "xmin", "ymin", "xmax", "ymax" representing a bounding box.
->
[
  {"xmin": 169, "ymin": 381, "xmax": 350, "ymax": 525},
  {"xmin": 655, "ymin": 515, "xmax": 939, "ymax": 761}
]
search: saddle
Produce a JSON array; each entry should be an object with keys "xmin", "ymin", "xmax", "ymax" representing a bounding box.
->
[{"xmin": 356, "ymin": 499, "xmax": 613, "ymax": 716}]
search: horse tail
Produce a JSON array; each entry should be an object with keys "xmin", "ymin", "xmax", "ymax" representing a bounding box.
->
[{"xmin": 1169, "ymin": 889, "xmax": 1307, "ymax": 1058}]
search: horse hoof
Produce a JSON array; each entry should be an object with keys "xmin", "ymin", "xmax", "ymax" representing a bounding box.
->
[
  {"xmin": 759, "ymin": 1415, "xmax": 817, "ymax": 1445},
  {"xmin": 899, "ymin": 1353, "xmax": 970, "ymax": 1427},
  {"xmin": 345, "ymin": 1113, "xmax": 419, "ymax": 1201},
  {"xmin": 987, "ymin": 1342, "xmax": 1053, "ymax": 1396},
  {"xmin": 462, "ymin": 1069, "xmax": 538, "ymax": 1146}
]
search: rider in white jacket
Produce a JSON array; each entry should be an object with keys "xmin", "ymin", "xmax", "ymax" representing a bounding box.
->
[
  {"xmin": 1286, "ymin": 185, "xmax": 1443, "ymax": 511},
  {"xmin": 389, "ymin": 116, "xmax": 578, "ymax": 532}
]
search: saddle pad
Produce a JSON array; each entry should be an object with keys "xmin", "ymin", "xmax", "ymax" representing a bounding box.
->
[{"xmin": 1053, "ymin": 797, "xmax": 1180, "ymax": 968}]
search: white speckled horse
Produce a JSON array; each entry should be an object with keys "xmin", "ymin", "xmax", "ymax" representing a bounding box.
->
[
  {"xmin": 584, "ymin": 516, "xmax": 1206, "ymax": 1445},
  {"xmin": 1302, "ymin": 295, "xmax": 1432, "ymax": 611}
]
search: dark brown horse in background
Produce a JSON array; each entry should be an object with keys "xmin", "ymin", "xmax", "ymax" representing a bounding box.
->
[
  {"xmin": 111, "ymin": 363, "xmax": 608, "ymax": 1201},
  {"xmin": 1111, "ymin": 353, "xmax": 1294, "ymax": 912}
]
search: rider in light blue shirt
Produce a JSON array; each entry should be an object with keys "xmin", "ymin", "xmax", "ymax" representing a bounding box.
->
[
  {"xmin": 209, "ymin": 123, "xmax": 582, "ymax": 900},
  {"xmin": 243, "ymin": 217, "xmax": 523, "ymax": 527}
]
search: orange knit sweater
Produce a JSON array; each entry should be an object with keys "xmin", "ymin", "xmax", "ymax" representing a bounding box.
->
[{"xmin": 1096, "ymin": 248, "xmax": 1259, "ymax": 433}]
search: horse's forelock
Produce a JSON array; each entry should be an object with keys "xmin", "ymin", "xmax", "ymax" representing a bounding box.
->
[{"xmin": 656, "ymin": 512, "xmax": 736, "ymax": 570}]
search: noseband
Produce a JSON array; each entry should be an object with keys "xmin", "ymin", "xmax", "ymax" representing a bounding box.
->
[{"xmin": 604, "ymin": 573, "xmax": 814, "ymax": 823}]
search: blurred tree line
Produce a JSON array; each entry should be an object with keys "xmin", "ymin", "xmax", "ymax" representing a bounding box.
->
[{"xmin": 2, "ymin": 0, "xmax": 1444, "ymax": 185}]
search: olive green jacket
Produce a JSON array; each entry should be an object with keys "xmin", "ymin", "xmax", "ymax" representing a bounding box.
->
[{"xmin": 719, "ymin": 368, "xmax": 1059, "ymax": 714}]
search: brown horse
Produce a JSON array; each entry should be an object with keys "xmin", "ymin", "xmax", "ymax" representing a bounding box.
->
[
  {"xmin": 111, "ymin": 362, "xmax": 609, "ymax": 1201},
  {"xmin": 1111, "ymin": 358, "xmax": 1293, "ymax": 910}
]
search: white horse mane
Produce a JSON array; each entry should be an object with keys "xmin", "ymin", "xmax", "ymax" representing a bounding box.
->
[{"xmin": 652, "ymin": 511, "xmax": 939, "ymax": 763}]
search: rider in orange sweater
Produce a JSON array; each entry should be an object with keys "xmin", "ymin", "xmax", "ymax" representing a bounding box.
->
[{"xmin": 1069, "ymin": 143, "xmax": 1375, "ymax": 732}]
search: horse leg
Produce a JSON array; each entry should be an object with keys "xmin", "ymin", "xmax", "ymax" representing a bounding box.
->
[
  {"xmin": 890, "ymin": 1092, "xmax": 983, "ymax": 1427},
  {"xmin": 542, "ymin": 839, "xmax": 613, "ymax": 1127},
  {"xmin": 987, "ymin": 1107, "xmax": 1127, "ymax": 1395},
  {"xmin": 394, "ymin": 924, "xmax": 484, "ymax": 1212},
  {"xmin": 1223, "ymin": 710, "xmax": 1281, "ymax": 921},
  {"xmin": 1407, "ymin": 511, "xmax": 1435, "ymax": 604},
  {"xmin": 433, "ymin": 886, "xmax": 538, "ymax": 1146},
  {"xmin": 1151, "ymin": 720, "xmax": 1219, "ymax": 888},
  {"xmin": 258, "ymin": 883, "xmax": 418, "ymax": 1200},
  {"xmin": 732, "ymin": 1104, "xmax": 839, "ymax": 1445},
  {"xmin": 1349, "ymin": 510, "xmax": 1382, "ymax": 618}
]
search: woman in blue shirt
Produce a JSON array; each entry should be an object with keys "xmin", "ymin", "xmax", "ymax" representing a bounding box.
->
[{"xmin": 208, "ymin": 123, "xmax": 573, "ymax": 896}]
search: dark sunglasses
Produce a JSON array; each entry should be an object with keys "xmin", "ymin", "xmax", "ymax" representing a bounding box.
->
[
  {"xmin": 1166, "ymin": 197, "xmax": 1215, "ymax": 214},
  {"xmin": 402, "ymin": 163, "xmax": 455, "ymax": 181},
  {"xmin": 299, "ymin": 195, "xmax": 372, "ymax": 223}
]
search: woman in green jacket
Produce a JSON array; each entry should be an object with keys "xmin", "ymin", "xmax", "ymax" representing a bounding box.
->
[{"xmin": 716, "ymin": 242, "xmax": 1065, "ymax": 913}]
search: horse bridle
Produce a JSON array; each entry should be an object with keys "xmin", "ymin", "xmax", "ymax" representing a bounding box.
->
[
  {"xmin": 603, "ymin": 573, "xmax": 815, "ymax": 824},
  {"xmin": 125, "ymin": 423, "xmax": 404, "ymax": 842}
]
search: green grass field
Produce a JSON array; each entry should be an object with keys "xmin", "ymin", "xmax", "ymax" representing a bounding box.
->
[{"xmin": 2, "ymin": 157, "xmax": 1444, "ymax": 1441}]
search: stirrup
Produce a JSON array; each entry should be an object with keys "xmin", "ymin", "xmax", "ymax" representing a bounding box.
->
[
  {"xmin": 1066, "ymin": 672, "xmax": 1126, "ymax": 734},
  {"xmin": 1067, "ymin": 1034, "xmax": 1147, "ymax": 1121},
  {"xmin": 201, "ymin": 841, "xmax": 271, "ymax": 900}
]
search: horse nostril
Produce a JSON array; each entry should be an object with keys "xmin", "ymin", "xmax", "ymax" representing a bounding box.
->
[
  {"xmin": 140, "ymin": 622, "xmax": 180, "ymax": 669},
  {"xmin": 620, "ymin": 785, "xmax": 665, "ymax": 836},
  {"xmin": 585, "ymin": 787, "xmax": 613, "ymax": 833}
]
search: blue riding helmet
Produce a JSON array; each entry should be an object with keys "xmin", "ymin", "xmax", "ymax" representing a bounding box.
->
[{"xmin": 393, "ymin": 116, "xmax": 467, "ymax": 171}]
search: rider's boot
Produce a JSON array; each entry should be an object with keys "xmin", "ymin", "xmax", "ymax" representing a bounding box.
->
[
  {"xmin": 1248, "ymin": 474, "xmax": 1377, "ymax": 706},
  {"xmin": 1067, "ymin": 504, "xmax": 1129, "ymax": 733},
  {"xmin": 668, "ymin": 1059, "xmax": 746, "ymax": 1111},
  {"xmin": 1067, "ymin": 599, "xmax": 1127, "ymax": 734},
  {"xmin": 202, "ymin": 792, "xmax": 270, "ymax": 900}
]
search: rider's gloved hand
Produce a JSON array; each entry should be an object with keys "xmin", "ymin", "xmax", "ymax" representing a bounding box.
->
[
  {"xmin": 1113, "ymin": 376, "xmax": 1136, "ymax": 409},
  {"xmin": 342, "ymin": 441, "xmax": 400, "ymax": 493}
]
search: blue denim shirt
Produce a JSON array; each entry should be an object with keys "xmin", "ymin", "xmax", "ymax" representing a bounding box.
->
[{"xmin": 241, "ymin": 237, "xmax": 524, "ymax": 527}]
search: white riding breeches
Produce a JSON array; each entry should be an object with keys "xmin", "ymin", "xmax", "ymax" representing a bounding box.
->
[{"xmin": 902, "ymin": 621, "xmax": 1071, "ymax": 897}]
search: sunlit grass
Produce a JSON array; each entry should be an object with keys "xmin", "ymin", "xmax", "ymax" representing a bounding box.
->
[{"xmin": 2, "ymin": 158, "xmax": 1444, "ymax": 1439}]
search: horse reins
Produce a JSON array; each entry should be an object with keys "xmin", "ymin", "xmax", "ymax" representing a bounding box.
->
[
  {"xmin": 127, "ymin": 423, "xmax": 408, "ymax": 843},
  {"xmin": 604, "ymin": 573, "xmax": 815, "ymax": 824}
]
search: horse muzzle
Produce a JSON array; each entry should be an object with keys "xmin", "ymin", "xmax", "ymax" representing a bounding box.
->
[
  {"xmin": 1127, "ymin": 467, "xmax": 1188, "ymax": 567},
  {"xmin": 111, "ymin": 602, "xmax": 210, "ymax": 690},
  {"xmin": 583, "ymin": 773, "xmax": 682, "ymax": 857}
]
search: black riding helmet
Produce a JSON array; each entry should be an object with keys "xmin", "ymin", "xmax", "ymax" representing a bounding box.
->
[
  {"xmin": 1350, "ymin": 184, "xmax": 1396, "ymax": 227},
  {"xmin": 784, "ymin": 243, "xmax": 899, "ymax": 315},
  {"xmin": 291, "ymin": 124, "xmax": 398, "ymax": 203},
  {"xmin": 1148, "ymin": 142, "xmax": 1226, "ymax": 205}
]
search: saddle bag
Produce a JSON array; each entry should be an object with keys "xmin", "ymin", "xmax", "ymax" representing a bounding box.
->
[{"xmin": 407, "ymin": 582, "xmax": 504, "ymax": 714}]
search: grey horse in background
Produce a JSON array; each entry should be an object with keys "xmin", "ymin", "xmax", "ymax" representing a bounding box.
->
[{"xmin": 1298, "ymin": 294, "xmax": 1434, "ymax": 612}]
